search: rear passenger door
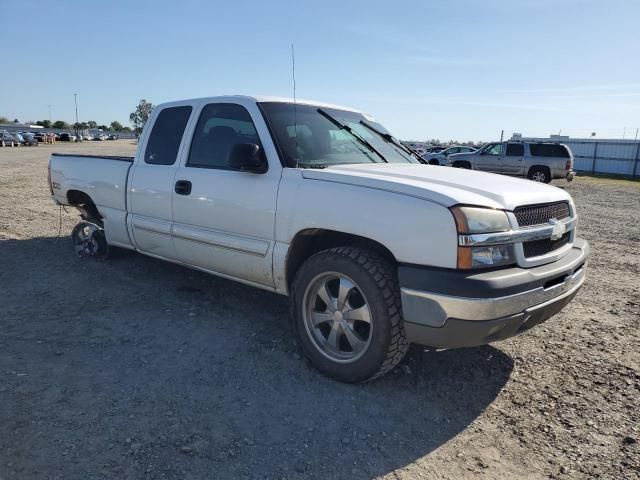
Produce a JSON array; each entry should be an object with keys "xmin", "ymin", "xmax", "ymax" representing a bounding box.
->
[
  {"xmin": 128, "ymin": 105, "xmax": 192, "ymax": 259},
  {"xmin": 170, "ymin": 101, "xmax": 280, "ymax": 288},
  {"xmin": 502, "ymin": 143, "xmax": 526, "ymax": 175},
  {"xmin": 474, "ymin": 143, "xmax": 503, "ymax": 173}
]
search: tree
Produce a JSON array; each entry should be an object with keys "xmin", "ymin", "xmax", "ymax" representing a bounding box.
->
[
  {"xmin": 36, "ymin": 120, "xmax": 52, "ymax": 128},
  {"xmin": 129, "ymin": 99, "xmax": 154, "ymax": 134},
  {"xmin": 0, "ymin": 116, "xmax": 9, "ymax": 124},
  {"xmin": 87, "ymin": 120, "xmax": 97, "ymax": 129},
  {"xmin": 13, "ymin": 118, "xmax": 19, "ymax": 123},
  {"xmin": 110, "ymin": 121, "xmax": 124, "ymax": 132},
  {"xmin": 98, "ymin": 125, "xmax": 109, "ymax": 131},
  {"xmin": 121, "ymin": 126, "xmax": 132, "ymax": 133},
  {"xmin": 53, "ymin": 120, "xmax": 69, "ymax": 129}
]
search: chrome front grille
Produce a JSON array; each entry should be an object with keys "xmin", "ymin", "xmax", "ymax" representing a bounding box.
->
[{"xmin": 514, "ymin": 201, "xmax": 570, "ymax": 227}]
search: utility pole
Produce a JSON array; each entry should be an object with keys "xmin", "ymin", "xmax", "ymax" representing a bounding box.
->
[
  {"xmin": 635, "ymin": 128, "xmax": 638, "ymax": 141},
  {"xmin": 500, "ymin": 129, "xmax": 504, "ymax": 142},
  {"xmin": 74, "ymin": 93, "xmax": 79, "ymax": 138}
]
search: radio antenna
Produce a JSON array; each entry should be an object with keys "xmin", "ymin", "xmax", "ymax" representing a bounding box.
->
[{"xmin": 291, "ymin": 43, "xmax": 299, "ymax": 168}]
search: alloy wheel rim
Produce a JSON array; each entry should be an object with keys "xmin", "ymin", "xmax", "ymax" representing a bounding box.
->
[
  {"xmin": 302, "ymin": 272, "xmax": 373, "ymax": 363},
  {"xmin": 73, "ymin": 224, "xmax": 99, "ymax": 257},
  {"xmin": 532, "ymin": 172, "xmax": 546, "ymax": 182}
]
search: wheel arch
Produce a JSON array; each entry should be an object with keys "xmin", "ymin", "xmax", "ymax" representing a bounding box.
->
[
  {"xmin": 285, "ymin": 229, "xmax": 397, "ymax": 291},
  {"xmin": 66, "ymin": 189, "xmax": 103, "ymax": 225},
  {"xmin": 452, "ymin": 160, "xmax": 472, "ymax": 169}
]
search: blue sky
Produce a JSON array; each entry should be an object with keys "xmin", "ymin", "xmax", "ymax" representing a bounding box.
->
[{"xmin": 1, "ymin": 0, "xmax": 638, "ymax": 141}]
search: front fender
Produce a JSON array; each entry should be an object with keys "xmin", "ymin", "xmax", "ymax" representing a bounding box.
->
[{"xmin": 274, "ymin": 169, "xmax": 458, "ymax": 289}]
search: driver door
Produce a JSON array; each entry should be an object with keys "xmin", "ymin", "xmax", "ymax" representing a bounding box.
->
[
  {"xmin": 170, "ymin": 101, "xmax": 280, "ymax": 288},
  {"xmin": 475, "ymin": 143, "xmax": 503, "ymax": 173},
  {"xmin": 502, "ymin": 143, "xmax": 526, "ymax": 175}
]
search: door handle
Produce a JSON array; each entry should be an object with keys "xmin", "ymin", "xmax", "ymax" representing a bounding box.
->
[{"xmin": 174, "ymin": 180, "xmax": 192, "ymax": 195}]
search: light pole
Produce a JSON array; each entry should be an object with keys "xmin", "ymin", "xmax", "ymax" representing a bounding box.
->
[{"xmin": 74, "ymin": 93, "xmax": 79, "ymax": 138}]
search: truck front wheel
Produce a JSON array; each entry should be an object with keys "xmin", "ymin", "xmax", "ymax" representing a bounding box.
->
[{"xmin": 290, "ymin": 247, "xmax": 409, "ymax": 383}]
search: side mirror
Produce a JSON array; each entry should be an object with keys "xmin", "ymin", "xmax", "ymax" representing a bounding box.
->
[{"xmin": 229, "ymin": 143, "xmax": 268, "ymax": 173}]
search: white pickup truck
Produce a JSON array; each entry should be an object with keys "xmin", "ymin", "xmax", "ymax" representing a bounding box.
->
[{"xmin": 49, "ymin": 95, "xmax": 589, "ymax": 382}]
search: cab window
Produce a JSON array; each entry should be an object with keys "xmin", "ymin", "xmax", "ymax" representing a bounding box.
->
[
  {"xmin": 187, "ymin": 103, "xmax": 262, "ymax": 170},
  {"xmin": 144, "ymin": 106, "xmax": 192, "ymax": 165},
  {"xmin": 506, "ymin": 143, "xmax": 525, "ymax": 156},
  {"xmin": 484, "ymin": 143, "xmax": 503, "ymax": 155}
]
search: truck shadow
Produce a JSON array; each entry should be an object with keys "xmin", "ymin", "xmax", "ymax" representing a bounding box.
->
[{"xmin": 1, "ymin": 237, "xmax": 514, "ymax": 479}]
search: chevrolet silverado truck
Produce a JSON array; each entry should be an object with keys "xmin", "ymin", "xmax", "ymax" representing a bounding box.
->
[{"xmin": 48, "ymin": 95, "xmax": 589, "ymax": 382}]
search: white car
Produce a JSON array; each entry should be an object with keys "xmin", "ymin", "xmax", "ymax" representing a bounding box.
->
[
  {"xmin": 48, "ymin": 95, "xmax": 589, "ymax": 382},
  {"xmin": 424, "ymin": 145, "xmax": 476, "ymax": 165}
]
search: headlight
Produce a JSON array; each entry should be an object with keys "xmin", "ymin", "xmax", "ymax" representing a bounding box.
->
[
  {"xmin": 451, "ymin": 206, "xmax": 510, "ymax": 233},
  {"xmin": 451, "ymin": 206, "xmax": 515, "ymax": 269}
]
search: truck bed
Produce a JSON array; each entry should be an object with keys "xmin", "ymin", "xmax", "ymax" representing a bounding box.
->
[{"xmin": 49, "ymin": 152, "xmax": 135, "ymax": 248}]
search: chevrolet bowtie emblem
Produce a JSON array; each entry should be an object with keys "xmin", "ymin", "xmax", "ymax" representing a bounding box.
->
[{"xmin": 548, "ymin": 218, "xmax": 566, "ymax": 240}]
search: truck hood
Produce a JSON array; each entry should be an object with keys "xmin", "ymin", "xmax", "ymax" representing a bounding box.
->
[{"xmin": 301, "ymin": 163, "xmax": 571, "ymax": 210}]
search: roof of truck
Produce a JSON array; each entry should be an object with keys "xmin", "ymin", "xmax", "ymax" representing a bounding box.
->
[{"xmin": 156, "ymin": 95, "xmax": 363, "ymax": 114}]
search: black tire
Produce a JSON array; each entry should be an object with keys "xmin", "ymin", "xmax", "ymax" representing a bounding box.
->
[
  {"xmin": 453, "ymin": 161, "xmax": 471, "ymax": 169},
  {"xmin": 290, "ymin": 247, "xmax": 409, "ymax": 383},
  {"xmin": 428, "ymin": 159, "xmax": 440, "ymax": 166},
  {"xmin": 528, "ymin": 166, "xmax": 551, "ymax": 183}
]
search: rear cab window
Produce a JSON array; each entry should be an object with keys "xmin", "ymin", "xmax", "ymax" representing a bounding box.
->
[
  {"xmin": 529, "ymin": 143, "xmax": 570, "ymax": 158},
  {"xmin": 144, "ymin": 106, "xmax": 192, "ymax": 165}
]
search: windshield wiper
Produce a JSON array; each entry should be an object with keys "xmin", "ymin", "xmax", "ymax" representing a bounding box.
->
[
  {"xmin": 358, "ymin": 121, "xmax": 426, "ymax": 164},
  {"xmin": 317, "ymin": 109, "xmax": 387, "ymax": 163}
]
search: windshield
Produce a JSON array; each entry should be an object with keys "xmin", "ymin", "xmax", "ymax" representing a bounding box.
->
[{"xmin": 259, "ymin": 102, "xmax": 418, "ymax": 168}]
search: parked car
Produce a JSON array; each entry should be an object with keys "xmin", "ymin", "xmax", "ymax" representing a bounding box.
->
[
  {"xmin": 12, "ymin": 133, "xmax": 25, "ymax": 145},
  {"xmin": 93, "ymin": 134, "xmax": 107, "ymax": 141},
  {"xmin": 0, "ymin": 131, "xmax": 17, "ymax": 147},
  {"xmin": 84, "ymin": 134, "xmax": 94, "ymax": 141},
  {"xmin": 59, "ymin": 133, "xmax": 76, "ymax": 142},
  {"xmin": 21, "ymin": 133, "xmax": 38, "ymax": 146},
  {"xmin": 447, "ymin": 141, "xmax": 575, "ymax": 183},
  {"xmin": 424, "ymin": 145, "xmax": 476, "ymax": 165},
  {"xmin": 48, "ymin": 95, "xmax": 589, "ymax": 382},
  {"xmin": 107, "ymin": 134, "xmax": 119, "ymax": 140}
]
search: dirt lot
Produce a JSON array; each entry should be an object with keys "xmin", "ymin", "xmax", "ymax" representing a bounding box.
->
[{"xmin": 0, "ymin": 141, "xmax": 638, "ymax": 480}]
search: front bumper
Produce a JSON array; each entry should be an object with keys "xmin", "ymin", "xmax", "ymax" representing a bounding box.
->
[{"xmin": 399, "ymin": 238, "xmax": 589, "ymax": 349}]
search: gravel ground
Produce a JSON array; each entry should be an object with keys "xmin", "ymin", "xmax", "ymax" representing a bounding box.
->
[{"xmin": 0, "ymin": 141, "xmax": 638, "ymax": 480}]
